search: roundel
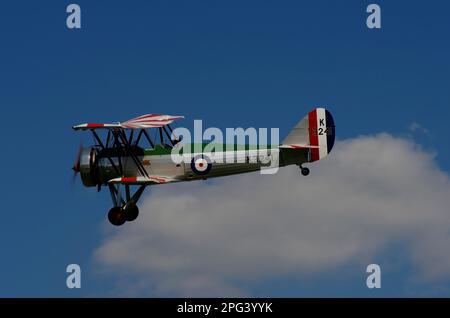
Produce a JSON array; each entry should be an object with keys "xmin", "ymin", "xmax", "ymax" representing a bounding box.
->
[{"xmin": 191, "ymin": 154, "xmax": 212, "ymax": 176}]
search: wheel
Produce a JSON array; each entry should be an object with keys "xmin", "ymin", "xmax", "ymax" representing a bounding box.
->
[
  {"xmin": 108, "ymin": 207, "xmax": 126, "ymax": 226},
  {"xmin": 301, "ymin": 167, "xmax": 310, "ymax": 176},
  {"xmin": 125, "ymin": 204, "xmax": 139, "ymax": 222}
]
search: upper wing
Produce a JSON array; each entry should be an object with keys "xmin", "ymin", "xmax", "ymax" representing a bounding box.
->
[
  {"xmin": 108, "ymin": 175, "xmax": 177, "ymax": 185},
  {"xmin": 73, "ymin": 114, "xmax": 184, "ymax": 130}
]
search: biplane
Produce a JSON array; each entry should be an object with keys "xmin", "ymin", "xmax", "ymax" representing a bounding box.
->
[{"xmin": 72, "ymin": 108, "xmax": 335, "ymax": 226}]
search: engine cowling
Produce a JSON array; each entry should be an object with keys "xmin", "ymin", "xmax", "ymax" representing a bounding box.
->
[{"xmin": 79, "ymin": 147, "xmax": 100, "ymax": 187}]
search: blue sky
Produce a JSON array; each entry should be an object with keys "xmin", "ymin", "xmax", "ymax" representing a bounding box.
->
[{"xmin": 0, "ymin": 0, "xmax": 449, "ymax": 297}]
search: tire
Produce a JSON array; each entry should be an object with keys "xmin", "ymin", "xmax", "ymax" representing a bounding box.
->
[
  {"xmin": 108, "ymin": 207, "xmax": 126, "ymax": 226},
  {"xmin": 301, "ymin": 167, "xmax": 310, "ymax": 176},
  {"xmin": 125, "ymin": 204, "xmax": 139, "ymax": 222}
]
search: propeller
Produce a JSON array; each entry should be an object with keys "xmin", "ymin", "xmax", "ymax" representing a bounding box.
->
[{"xmin": 71, "ymin": 143, "xmax": 83, "ymax": 187}]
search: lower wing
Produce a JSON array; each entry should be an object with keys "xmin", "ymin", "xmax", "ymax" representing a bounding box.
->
[{"xmin": 108, "ymin": 175, "xmax": 176, "ymax": 185}]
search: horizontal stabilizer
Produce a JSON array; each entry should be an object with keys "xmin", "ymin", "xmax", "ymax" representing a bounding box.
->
[{"xmin": 279, "ymin": 144, "xmax": 320, "ymax": 149}]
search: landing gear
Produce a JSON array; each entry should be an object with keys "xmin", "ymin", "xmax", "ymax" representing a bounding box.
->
[
  {"xmin": 300, "ymin": 166, "xmax": 310, "ymax": 176},
  {"xmin": 108, "ymin": 207, "xmax": 126, "ymax": 226},
  {"xmin": 107, "ymin": 184, "xmax": 146, "ymax": 226},
  {"xmin": 107, "ymin": 205, "xmax": 139, "ymax": 226}
]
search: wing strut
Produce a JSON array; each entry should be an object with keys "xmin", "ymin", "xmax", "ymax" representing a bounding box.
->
[
  {"xmin": 92, "ymin": 130, "xmax": 121, "ymax": 176},
  {"xmin": 117, "ymin": 129, "xmax": 150, "ymax": 179},
  {"xmin": 162, "ymin": 126, "xmax": 175, "ymax": 146}
]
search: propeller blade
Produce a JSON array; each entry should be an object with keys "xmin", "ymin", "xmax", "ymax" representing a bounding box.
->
[
  {"xmin": 70, "ymin": 142, "xmax": 83, "ymax": 189},
  {"xmin": 72, "ymin": 143, "xmax": 83, "ymax": 173}
]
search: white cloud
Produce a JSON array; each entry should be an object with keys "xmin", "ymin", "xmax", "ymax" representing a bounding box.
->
[
  {"xmin": 93, "ymin": 133, "xmax": 450, "ymax": 296},
  {"xmin": 409, "ymin": 122, "xmax": 430, "ymax": 136}
]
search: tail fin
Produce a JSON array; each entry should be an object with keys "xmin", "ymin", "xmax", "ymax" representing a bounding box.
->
[{"xmin": 281, "ymin": 108, "xmax": 335, "ymax": 162}]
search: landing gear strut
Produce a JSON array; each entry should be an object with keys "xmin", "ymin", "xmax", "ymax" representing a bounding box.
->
[{"xmin": 107, "ymin": 184, "xmax": 145, "ymax": 226}]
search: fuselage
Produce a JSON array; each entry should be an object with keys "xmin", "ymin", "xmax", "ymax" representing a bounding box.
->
[{"xmin": 91, "ymin": 143, "xmax": 307, "ymax": 186}]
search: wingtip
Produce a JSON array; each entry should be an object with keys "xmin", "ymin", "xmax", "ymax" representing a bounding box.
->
[{"xmin": 72, "ymin": 124, "xmax": 86, "ymax": 131}]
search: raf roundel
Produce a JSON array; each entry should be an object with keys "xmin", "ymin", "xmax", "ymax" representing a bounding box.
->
[{"xmin": 191, "ymin": 154, "xmax": 212, "ymax": 175}]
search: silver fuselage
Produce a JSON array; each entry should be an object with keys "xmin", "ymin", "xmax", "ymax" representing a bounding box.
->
[{"xmin": 91, "ymin": 145, "xmax": 307, "ymax": 186}]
